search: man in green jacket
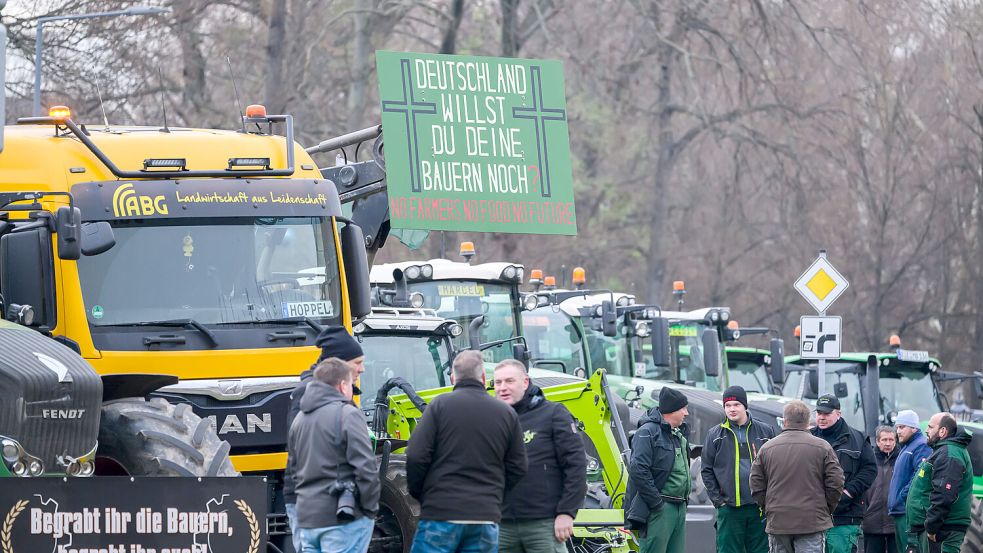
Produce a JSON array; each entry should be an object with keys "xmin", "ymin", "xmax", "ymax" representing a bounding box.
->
[
  {"xmin": 626, "ymin": 386, "xmax": 691, "ymax": 553},
  {"xmin": 905, "ymin": 413, "xmax": 975, "ymax": 553},
  {"xmin": 701, "ymin": 386, "xmax": 776, "ymax": 553}
]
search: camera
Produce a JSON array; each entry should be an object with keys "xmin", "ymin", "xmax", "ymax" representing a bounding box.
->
[{"xmin": 329, "ymin": 481, "xmax": 358, "ymax": 521}]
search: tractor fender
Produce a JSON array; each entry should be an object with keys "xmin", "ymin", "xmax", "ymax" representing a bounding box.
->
[{"xmin": 102, "ymin": 373, "xmax": 178, "ymax": 402}]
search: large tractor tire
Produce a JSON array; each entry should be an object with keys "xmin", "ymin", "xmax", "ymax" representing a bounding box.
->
[
  {"xmin": 961, "ymin": 497, "xmax": 982, "ymax": 553},
  {"xmin": 372, "ymin": 455, "xmax": 420, "ymax": 553},
  {"xmin": 95, "ymin": 397, "xmax": 238, "ymax": 476}
]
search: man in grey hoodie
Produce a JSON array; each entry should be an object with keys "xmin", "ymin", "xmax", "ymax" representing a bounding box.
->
[{"xmin": 287, "ymin": 357, "xmax": 380, "ymax": 553}]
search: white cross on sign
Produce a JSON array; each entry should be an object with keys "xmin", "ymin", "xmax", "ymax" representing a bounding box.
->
[
  {"xmin": 794, "ymin": 257, "xmax": 849, "ymax": 313},
  {"xmin": 800, "ymin": 316, "xmax": 841, "ymax": 359}
]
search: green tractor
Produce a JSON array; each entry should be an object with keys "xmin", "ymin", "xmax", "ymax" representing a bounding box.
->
[
  {"xmin": 784, "ymin": 342, "xmax": 983, "ymax": 553},
  {"xmin": 353, "ymin": 306, "xmax": 633, "ymax": 553}
]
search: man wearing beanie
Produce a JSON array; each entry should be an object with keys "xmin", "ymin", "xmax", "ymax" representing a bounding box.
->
[
  {"xmin": 284, "ymin": 326, "xmax": 366, "ymax": 551},
  {"xmin": 811, "ymin": 395, "xmax": 877, "ymax": 553},
  {"xmin": 701, "ymin": 386, "xmax": 776, "ymax": 553},
  {"xmin": 887, "ymin": 410, "xmax": 932, "ymax": 552},
  {"xmin": 626, "ymin": 386, "xmax": 691, "ymax": 553}
]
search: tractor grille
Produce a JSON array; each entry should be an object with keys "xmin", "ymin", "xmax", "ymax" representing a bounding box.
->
[{"xmin": 0, "ymin": 326, "xmax": 101, "ymax": 472}]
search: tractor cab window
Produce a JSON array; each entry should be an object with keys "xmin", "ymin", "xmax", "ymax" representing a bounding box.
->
[
  {"xmin": 407, "ymin": 280, "xmax": 519, "ymax": 362},
  {"xmin": 728, "ymin": 358, "xmax": 771, "ymax": 394},
  {"xmin": 784, "ymin": 362, "xmax": 864, "ymax": 429},
  {"xmin": 877, "ymin": 364, "xmax": 939, "ymax": 423},
  {"xmin": 522, "ymin": 308, "xmax": 585, "ymax": 375},
  {"xmin": 357, "ymin": 334, "xmax": 452, "ymax": 410},
  {"xmin": 581, "ymin": 322, "xmax": 631, "ymax": 378},
  {"xmin": 669, "ymin": 321, "xmax": 724, "ymax": 390},
  {"xmin": 77, "ymin": 216, "xmax": 342, "ymax": 326}
]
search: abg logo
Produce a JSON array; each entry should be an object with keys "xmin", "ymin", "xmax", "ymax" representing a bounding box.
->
[{"xmin": 112, "ymin": 183, "xmax": 169, "ymax": 217}]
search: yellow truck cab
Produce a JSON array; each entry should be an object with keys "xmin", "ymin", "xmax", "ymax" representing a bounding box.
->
[{"xmin": 0, "ymin": 106, "xmax": 371, "ymax": 545}]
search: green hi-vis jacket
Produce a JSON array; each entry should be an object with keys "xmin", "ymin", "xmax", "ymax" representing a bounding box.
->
[{"xmin": 905, "ymin": 428, "xmax": 975, "ymax": 534}]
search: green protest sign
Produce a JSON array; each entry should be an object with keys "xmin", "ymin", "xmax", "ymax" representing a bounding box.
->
[{"xmin": 377, "ymin": 51, "xmax": 577, "ymax": 235}]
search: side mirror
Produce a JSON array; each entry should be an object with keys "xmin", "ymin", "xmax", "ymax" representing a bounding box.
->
[
  {"xmin": 650, "ymin": 317, "xmax": 670, "ymax": 367},
  {"xmin": 80, "ymin": 222, "xmax": 115, "ymax": 256},
  {"xmin": 340, "ymin": 223, "xmax": 371, "ymax": 319},
  {"xmin": 769, "ymin": 338, "xmax": 785, "ymax": 385},
  {"xmin": 55, "ymin": 206, "xmax": 81, "ymax": 260},
  {"xmin": 974, "ymin": 374, "xmax": 983, "ymax": 399},
  {"xmin": 468, "ymin": 315, "xmax": 485, "ymax": 350},
  {"xmin": 701, "ymin": 327, "xmax": 721, "ymax": 377},
  {"xmin": 601, "ymin": 300, "xmax": 617, "ymax": 337},
  {"xmin": 512, "ymin": 343, "xmax": 530, "ymax": 367},
  {"xmin": 833, "ymin": 381, "xmax": 848, "ymax": 398},
  {"xmin": 862, "ymin": 355, "xmax": 881, "ymax": 438},
  {"xmin": 0, "ymin": 228, "xmax": 57, "ymax": 329}
]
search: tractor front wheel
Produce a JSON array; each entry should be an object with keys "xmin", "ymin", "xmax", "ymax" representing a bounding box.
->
[
  {"xmin": 372, "ymin": 455, "xmax": 420, "ymax": 553},
  {"xmin": 961, "ymin": 496, "xmax": 982, "ymax": 553},
  {"xmin": 95, "ymin": 397, "xmax": 238, "ymax": 477}
]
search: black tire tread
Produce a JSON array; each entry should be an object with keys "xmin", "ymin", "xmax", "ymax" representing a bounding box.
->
[
  {"xmin": 97, "ymin": 397, "xmax": 238, "ymax": 477},
  {"xmin": 961, "ymin": 497, "xmax": 981, "ymax": 553},
  {"xmin": 373, "ymin": 455, "xmax": 420, "ymax": 553}
]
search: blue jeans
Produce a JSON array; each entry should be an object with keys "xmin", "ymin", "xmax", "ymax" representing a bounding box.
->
[
  {"xmin": 299, "ymin": 516, "xmax": 374, "ymax": 553},
  {"xmin": 410, "ymin": 520, "xmax": 499, "ymax": 553},
  {"xmin": 285, "ymin": 503, "xmax": 302, "ymax": 553}
]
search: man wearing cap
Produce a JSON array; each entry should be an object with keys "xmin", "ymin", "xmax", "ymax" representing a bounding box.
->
[
  {"xmin": 284, "ymin": 326, "xmax": 366, "ymax": 551},
  {"xmin": 701, "ymin": 386, "xmax": 776, "ymax": 553},
  {"xmin": 887, "ymin": 410, "xmax": 932, "ymax": 553},
  {"xmin": 626, "ymin": 386, "xmax": 691, "ymax": 553},
  {"xmin": 811, "ymin": 395, "xmax": 878, "ymax": 553}
]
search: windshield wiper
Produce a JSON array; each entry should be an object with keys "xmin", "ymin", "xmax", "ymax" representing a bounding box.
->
[
  {"xmin": 220, "ymin": 317, "xmax": 324, "ymax": 334},
  {"xmin": 112, "ymin": 319, "xmax": 219, "ymax": 348}
]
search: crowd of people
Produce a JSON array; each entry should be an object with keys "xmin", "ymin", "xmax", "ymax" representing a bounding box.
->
[{"xmin": 282, "ymin": 326, "xmax": 976, "ymax": 553}]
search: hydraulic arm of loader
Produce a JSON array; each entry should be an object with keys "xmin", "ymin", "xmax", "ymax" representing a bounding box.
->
[
  {"xmin": 383, "ymin": 370, "xmax": 631, "ymax": 506},
  {"xmin": 307, "ymin": 125, "xmax": 391, "ymax": 262}
]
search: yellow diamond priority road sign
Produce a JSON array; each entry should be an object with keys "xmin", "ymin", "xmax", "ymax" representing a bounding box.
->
[{"xmin": 794, "ymin": 256, "xmax": 849, "ymax": 313}]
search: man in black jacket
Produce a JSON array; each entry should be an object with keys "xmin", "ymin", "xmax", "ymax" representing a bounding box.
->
[
  {"xmin": 811, "ymin": 395, "xmax": 878, "ymax": 553},
  {"xmin": 493, "ymin": 359, "xmax": 587, "ymax": 553},
  {"xmin": 284, "ymin": 326, "xmax": 365, "ymax": 551},
  {"xmin": 406, "ymin": 350, "xmax": 528, "ymax": 553},
  {"xmin": 287, "ymin": 358, "xmax": 379, "ymax": 553},
  {"xmin": 701, "ymin": 386, "xmax": 776, "ymax": 553},
  {"xmin": 626, "ymin": 386, "xmax": 691, "ymax": 553}
]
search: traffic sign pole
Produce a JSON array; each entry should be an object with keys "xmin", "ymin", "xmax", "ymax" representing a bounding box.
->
[
  {"xmin": 818, "ymin": 250, "xmax": 827, "ymax": 395},
  {"xmin": 795, "ymin": 249, "xmax": 848, "ymax": 396}
]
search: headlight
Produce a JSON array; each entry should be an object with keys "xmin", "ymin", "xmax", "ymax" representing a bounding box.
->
[
  {"xmin": 710, "ymin": 310, "xmax": 720, "ymax": 322},
  {"xmin": 421, "ymin": 264, "xmax": 433, "ymax": 279},
  {"xmin": 409, "ymin": 292, "xmax": 426, "ymax": 309},
  {"xmin": 516, "ymin": 267, "xmax": 524, "ymax": 282},
  {"xmin": 594, "ymin": 306, "xmax": 603, "ymax": 317},
  {"xmin": 405, "ymin": 265, "xmax": 421, "ymax": 280},
  {"xmin": 353, "ymin": 322, "xmax": 366, "ymax": 334},
  {"xmin": 29, "ymin": 460, "xmax": 43, "ymax": 476},
  {"xmin": 635, "ymin": 321, "xmax": 651, "ymax": 338},
  {"xmin": 616, "ymin": 296, "xmax": 630, "ymax": 307},
  {"xmin": 449, "ymin": 323, "xmax": 464, "ymax": 337},
  {"xmin": 523, "ymin": 294, "xmax": 540, "ymax": 311},
  {"xmin": 720, "ymin": 310, "xmax": 730, "ymax": 322},
  {"xmin": 2, "ymin": 440, "xmax": 18, "ymax": 462},
  {"xmin": 502, "ymin": 265, "xmax": 520, "ymax": 281}
]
